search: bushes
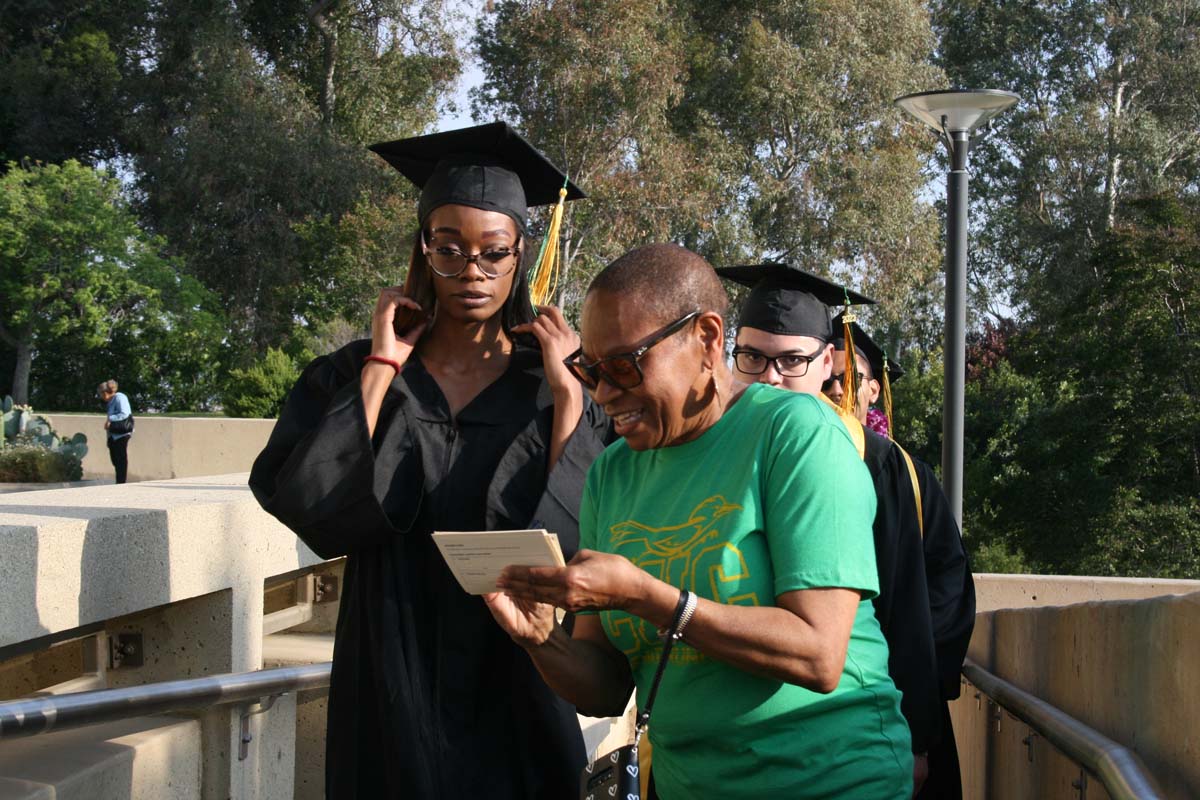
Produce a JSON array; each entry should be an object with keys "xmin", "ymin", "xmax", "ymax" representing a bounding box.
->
[
  {"xmin": 221, "ymin": 347, "xmax": 302, "ymax": 418},
  {"xmin": 0, "ymin": 444, "xmax": 83, "ymax": 482}
]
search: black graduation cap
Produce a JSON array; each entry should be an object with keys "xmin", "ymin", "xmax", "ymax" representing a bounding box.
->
[
  {"xmin": 830, "ymin": 313, "xmax": 905, "ymax": 384},
  {"xmin": 368, "ymin": 121, "xmax": 586, "ymax": 231},
  {"xmin": 715, "ymin": 263, "xmax": 875, "ymax": 340}
]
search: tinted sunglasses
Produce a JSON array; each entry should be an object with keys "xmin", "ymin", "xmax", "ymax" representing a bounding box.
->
[{"xmin": 563, "ymin": 310, "xmax": 701, "ymax": 390}]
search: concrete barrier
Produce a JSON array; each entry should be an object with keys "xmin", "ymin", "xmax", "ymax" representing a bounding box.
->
[
  {"xmin": 973, "ymin": 572, "xmax": 1200, "ymax": 612},
  {"xmin": 41, "ymin": 414, "xmax": 277, "ymax": 483},
  {"xmin": 0, "ymin": 474, "xmax": 325, "ymax": 800},
  {"xmin": 952, "ymin": 577, "xmax": 1200, "ymax": 800}
]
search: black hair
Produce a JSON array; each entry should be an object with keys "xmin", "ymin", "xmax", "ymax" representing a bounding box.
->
[{"xmin": 588, "ymin": 243, "xmax": 728, "ymax": 323}]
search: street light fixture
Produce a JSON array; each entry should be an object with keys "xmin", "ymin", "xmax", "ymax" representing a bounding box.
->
[{"xmin": 894, "ymin": 88, "xmax": 1019, "ymax": 528}]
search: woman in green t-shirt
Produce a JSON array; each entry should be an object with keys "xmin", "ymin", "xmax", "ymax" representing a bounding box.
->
[{"xmin": 485, "ymin": 243, "xmax": 913, "ymax": 799}]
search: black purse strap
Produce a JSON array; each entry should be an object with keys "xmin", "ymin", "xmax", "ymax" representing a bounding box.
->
[{"xmin": 633, "ymin": 589, "xmax": 696, "ymax": 740}]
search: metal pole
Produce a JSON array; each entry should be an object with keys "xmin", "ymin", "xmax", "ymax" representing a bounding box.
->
[{"xmin": 943, "ymin": 129, "xmax": 970, "ymax": 527}]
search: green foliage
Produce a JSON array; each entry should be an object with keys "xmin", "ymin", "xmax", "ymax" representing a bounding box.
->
[
  {"xmin": 1, "ymin": 396, "xmax": 88, "ymax": 482},
  {"xmin": 126, "ymin": 0, "xmax": 459, "ymax": 357},
  {"xmin": 475, "ymin": 0, "xmax": 944, "ymax": 332},
  {"xmin": 952, "ymin": 195, "xmax": 1200, "ymax": 578},
  {"xmin": 677, "ymin": 0, "xmax": 945, "ymax": 316},
  {"xmin": 969, "ymin": 541, "xmax": 1033, "ymax": 576},
  {"xmin": 0, "ymin": 24, "xmax": 125, "ymax": 164},
  {"xmin": 893, "ymin": 347, "xmax": 945, "ymax": 468},
  {"xmin": 0, "ymin": 446, "xmax": 83, "ymax": 483},
  {"xmin": 931, "ymin": 0, "xmax": 1200, "ymax": 326},
  {"xmin": 221, "ymin": 348, "xmax": 305, "ymax": 418},
  {"xmin": 0, "ymin": 160, "xmax": 227, "ymax": 409},
  {"xmin": 293, "ymin": 192, "xmax": 419, "ymax": 333}
]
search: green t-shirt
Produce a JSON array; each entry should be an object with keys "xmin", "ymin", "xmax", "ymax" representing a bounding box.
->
[{"xmin": 579, "ymin": 383, "xmax": 912, "ymax": 799}]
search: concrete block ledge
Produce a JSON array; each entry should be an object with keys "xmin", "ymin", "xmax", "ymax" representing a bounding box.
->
[
  {"xmin": 0, "ymin": 472, "xmax": 325, "ymax": 667},
  {"xmin": 0, "ymin": 715, "xmax": 201, "ymax": 800},
  {"xmin": 973, "ymin": 572, "xmax": 1200, "ymax": 612}
]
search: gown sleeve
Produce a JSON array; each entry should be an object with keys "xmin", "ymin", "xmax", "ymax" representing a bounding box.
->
[
  {"xmin": 914, "ymin": 456, "xmax": 976, "ymax": 700},
  {"xmin": 486, "ymin": 387, "xmax": 613, "ymax": 560},
  {"xmin": 249, "ymin": 340, "xmax": 425, "ymax": 559}
]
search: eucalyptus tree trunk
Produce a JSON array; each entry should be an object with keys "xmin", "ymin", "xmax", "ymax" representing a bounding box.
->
[
  {"xmin": 310, "ymin": 0, "xmax": 339, "ymax": 127},
  {"xmin": 1104, "ymin": 56, "xmax": 1126, "ymax": 231}
]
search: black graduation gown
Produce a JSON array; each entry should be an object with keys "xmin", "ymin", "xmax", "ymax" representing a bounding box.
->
[
  {"xmin": 913, "ymin": 455, "xmax": 975, "ymax": 800},
  {"xmin": 249, "ymin": 339, "xmax": 611, "ymax": 800},
  {"xmin": 862, "ymin": 429, "xmax": 976, "ymax": 797}
]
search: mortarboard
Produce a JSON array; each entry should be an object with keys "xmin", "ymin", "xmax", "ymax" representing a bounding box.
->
[
  {"xmin": 369, "ymin": 121, "xmax": 585, "ymax": 229},
  {"xmin": 715, "ymin": 263, "xmax": 875, "ymax": 340},
  {"xmin": 830, "ymin": 312, "xmax": 905, "ymax": 435},
  {"xmin": 368, "ymin": 121, "xmax": 585, "ymax": 306}
]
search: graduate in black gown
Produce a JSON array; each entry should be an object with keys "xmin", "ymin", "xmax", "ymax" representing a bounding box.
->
[
  {"xmin": 717, "ymin": 263, "xmax": 975, "ymax": 797},
  {"xmin": 250, "ymin": 122, "xmax": 612, "ymax": 799},
  {"xmin": 825, "ymin": 317, "xmax": 975, "ymax": 800}
]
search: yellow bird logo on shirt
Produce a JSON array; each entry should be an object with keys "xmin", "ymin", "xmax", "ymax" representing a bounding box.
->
[{"xmin": 603, "ymin": 495, "xmax": 757, "ymax": 664}]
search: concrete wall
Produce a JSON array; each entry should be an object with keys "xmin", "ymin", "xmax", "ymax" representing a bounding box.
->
[
  {"xmin": 42, "ymin": 415, "xmax": 276, "ymax": 483},
  {"xmin": 973, "ymin": 572, "xmax": 1200, "ymax": 612},
  {"xmin": 0, "ymin": 474, "xmax": 325, "ymax": 800},
  {"xmin": 952, "ymin": 576, "xmax": 1200, "ymax": 800}
]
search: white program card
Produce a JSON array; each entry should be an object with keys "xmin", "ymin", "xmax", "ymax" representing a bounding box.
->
[{"xmin": 432, "ymin": 529, "xmax": 566, "ymax": 595}]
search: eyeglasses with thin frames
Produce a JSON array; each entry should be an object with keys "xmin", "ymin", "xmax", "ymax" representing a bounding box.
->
[
  {"xmin": 421, "ymin": 231, "xmax": 522, "ymax": 279},
  {"xmin": 563, "ymin": 310, "xmax": 702, "ymax": 390}
]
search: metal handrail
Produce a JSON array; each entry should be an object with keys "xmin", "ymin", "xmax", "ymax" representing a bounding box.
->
[
  {"xmin": 0, "ymin": 662, "xmax": 331, "ymax": 740},
  {"xmin": 962, "ymin": 658, "xmax": 1166, "ymax": 800},
  {"xmin": 0, "ymin": 655, "xmax": 1170, "ymax": 800}
]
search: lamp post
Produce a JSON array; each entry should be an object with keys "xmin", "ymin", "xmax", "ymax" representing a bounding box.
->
[{"xmin": 894, "ymin": 89, "xmax": 1019, "ymax": 528}]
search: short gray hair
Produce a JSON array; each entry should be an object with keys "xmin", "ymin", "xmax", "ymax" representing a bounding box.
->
[{"xmin": 97, "ymin": 379, "xmax": 118, "ymax": 394}]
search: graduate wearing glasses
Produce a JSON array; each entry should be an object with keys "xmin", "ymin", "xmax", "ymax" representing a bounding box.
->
[
  {"xmin": 250, "ymin": 122, "xmax": 612, "ymax": 799},
  {"xmin": 717, "ymin": 262, "xmax": 975, "ymax": 799}
]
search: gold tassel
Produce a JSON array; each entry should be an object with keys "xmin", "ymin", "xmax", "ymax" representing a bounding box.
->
[
  {"xmin": 528, "ymin": 183, "xmax": 569, "ymax": 308},
  {"xmin": 881, "ymin": 353, "xmax": 894, "ymax": 439},
  {"xmin": 839, "ymin": 304, "xmax": 858, "ymax": 417}
]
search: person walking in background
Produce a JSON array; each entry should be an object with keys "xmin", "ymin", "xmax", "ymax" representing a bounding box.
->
[{"xmin": 97, "ymin": 379, "xmax": 132, "ymax": 484}]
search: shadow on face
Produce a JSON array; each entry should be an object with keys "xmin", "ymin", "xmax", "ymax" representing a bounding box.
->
[{"xmin": 826, "ymin": 350, "xmax": 879, "ymax": 424}]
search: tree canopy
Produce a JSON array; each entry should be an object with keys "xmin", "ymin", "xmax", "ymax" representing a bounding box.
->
[{"xmin": 1, "ymin": 0, "xmax": 1197, "ymax": 577}]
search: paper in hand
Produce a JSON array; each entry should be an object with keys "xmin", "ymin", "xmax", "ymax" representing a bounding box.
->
[{"xmin": 432, "ymin": 529, "xmax": 566, "ymax": 595}]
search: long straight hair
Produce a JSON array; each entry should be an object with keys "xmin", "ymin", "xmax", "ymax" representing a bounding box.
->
[{"xmin": 395, "ymin": 228, "xmax": 538, "ymax": 343}]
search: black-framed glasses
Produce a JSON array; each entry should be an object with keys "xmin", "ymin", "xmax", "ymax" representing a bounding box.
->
[
  {"xmin": 421, "ymin": 231, "xmax": 522, "ymax": 278},
  {"xmin": 563, "ymin": 310, "xmax": 701, "ymax": 390},
  {"xmin": 821, "ymin": 370, "xmax": 867, "ymax": 392},
  {"xmin": 732, "ymin": 348, "xmax": 821, "ymax": 378}
]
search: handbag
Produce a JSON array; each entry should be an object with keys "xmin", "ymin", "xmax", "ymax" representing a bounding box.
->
[
  {"xmin": 109, "ymin": 414, "xmax": 134, "ymax": 435},
  {"xmin": 580, "ymin": 589, "xmax": 698, "ymax": 800}
]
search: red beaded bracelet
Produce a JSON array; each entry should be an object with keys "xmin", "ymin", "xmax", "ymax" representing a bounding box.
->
[{"xmin": 363, "ymin": 355, "xmax": 403, "ymax": 375}]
